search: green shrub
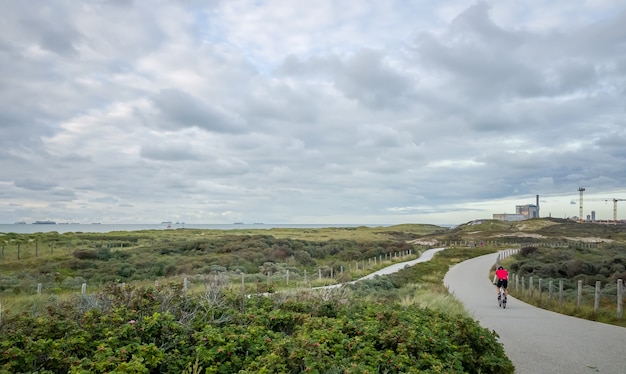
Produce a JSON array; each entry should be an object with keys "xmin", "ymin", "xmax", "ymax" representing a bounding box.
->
[{"xmin": 0, "ymin": 284, "xmax": 514, "ymax": 374}]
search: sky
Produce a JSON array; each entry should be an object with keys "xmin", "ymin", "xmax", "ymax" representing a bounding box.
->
[{"xmin": 1, "ymin": 0, "xmax": 626, "ymax": 226}]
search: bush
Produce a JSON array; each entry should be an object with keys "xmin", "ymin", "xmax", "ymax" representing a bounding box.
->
[{"xmin": 0, "ymin": 284, "xmax": 514, "ymax": 374}]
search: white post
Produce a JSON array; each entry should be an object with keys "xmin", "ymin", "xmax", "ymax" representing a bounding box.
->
[
  {"xmin": 241, "ymin": 273, "xmax": 245, "ymax": 293},
  {"xmin": 538, "ymin": 278, "xmax": 543, "ymax": 298},
  {"xmin": 37, "ymin": 283, "xmax": 42, "ymax": 295},
  {"xmin": 155, "ymin": 280, "xmax": 159, "ymax": 288},
  {"xmin": 618, "ymin": 279, "xmax": 623, "ymax": 319},
  {"xmin": 548, "ymin": 280, "xmax": 553, "ymax": 300},
  {"xmin": 286, "ymin": 270, "xmax": 289, "ymax": 286},
  {"xmin": 318, "ymin": 268, "xmax": 321, "ymax": 281},
  {"xmin": 81, "ymin": 283, "xmax": 86, "ymax": 295},
  {"xmin": 594, "ymin": 281, "xmax": 601, "ymax": 313},
  {"xmin": 559, "ymin": 280, "xmax": 564, "ymax": 307},
  {"xmin": 304, "ymin": 270, "xmax": 307, "ymax": 283},
  {"xmin": 577, "ymin": 280, "xmax": 583, "ymax": 307},
  {"xmin": 184, "ymin": 277, "xmax": 188, "ymax": 292},
  {"xmin": 529, "ymin": 277, "xmax": 534, "ymax": 297}
]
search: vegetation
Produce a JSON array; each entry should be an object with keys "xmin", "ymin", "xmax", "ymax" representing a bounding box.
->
[
  {"xmin": 0, "ymin": 224, "xmax": 517, "ymax": 373},
  {"xmin": 501, "ymin": 243, "xmax": 626, "ymax": 326},
  {"xmin": 2, "ymin": 217, "xmax": 623, "ymax": 372},
  {"xmin": 0, "ymin": 279, "xmax": 513, "ymax": 373}
]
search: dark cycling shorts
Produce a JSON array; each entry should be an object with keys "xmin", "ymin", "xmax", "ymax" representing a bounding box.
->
[{"xmin": 497, "ymin": 279, "xmax": 508, "ymax": 289}]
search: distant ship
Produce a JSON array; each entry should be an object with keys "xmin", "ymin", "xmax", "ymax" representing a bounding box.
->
[
  {"xmin": 14, "ymin": 221, "xmax": 26, "ymax": 224},
  {"xmin": 233, "ymin": 222, "xmax": 244, "ymax": 225},
  {"xmin": 33, "ymin": 220, "xmax": 56, "ymax": 224}
]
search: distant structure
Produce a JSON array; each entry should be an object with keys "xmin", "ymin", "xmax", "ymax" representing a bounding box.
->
[
  {"xmin": 578, "ymin": 187, "xmax": 585, "ymax": 223},
  {"xmin": 591, "ymin": 210, "xmax": 596, "ymax": 222},
  {"xmin": 516, "ymin": 204, "xmax": 539, "ymax": 219},
  {"xmin": 493, "ymin": 195, "xmax": 539, "ymax": 222},
  {"xmin": 493, "ymin": 213, "xmax": 525, "ymax": 221},
  {"xmin": 536, "ymin": 194, "xmax": 540, "ymax": 218}
]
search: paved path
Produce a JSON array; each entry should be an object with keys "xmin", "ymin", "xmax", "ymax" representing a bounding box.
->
[
  {"xmin": 316, "ymin": 247, "xmax": 446, "ymax": 290},
  {"xmin": 356, "ymin": 247, "xmax": 445, "ymax": 281},
  {"xmin": 444, "ymin": 252, "xmax": 626, "ymax": 374}
]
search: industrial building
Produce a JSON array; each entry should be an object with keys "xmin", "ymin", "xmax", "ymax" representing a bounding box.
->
[{"xmin": 493, "ymin": 196, "xmax": 540, "ymax": 222}]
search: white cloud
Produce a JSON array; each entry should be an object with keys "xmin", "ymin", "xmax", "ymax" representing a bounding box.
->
[{"xmin": 1, "ymin": 0, "xmax": 626, "ymax": 225}]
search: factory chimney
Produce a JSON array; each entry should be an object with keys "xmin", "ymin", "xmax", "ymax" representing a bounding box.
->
[{"xmin": 536, "ymin": 195, "xmax": 540, "ymax": 218}]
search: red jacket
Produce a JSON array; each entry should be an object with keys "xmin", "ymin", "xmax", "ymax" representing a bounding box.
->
[{"xmin": 495, "ymin": 269, "xmax": 508, "ymax": 280}]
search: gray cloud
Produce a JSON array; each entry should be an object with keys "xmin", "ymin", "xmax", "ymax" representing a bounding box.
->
[
  {"xmin": 151, "ymin": 89, "xmax": 247, "ymax": 133},
  {"xmin": 1, "ymin": 0, "xmax": 625, "ymax": 225},
  {"xmin": 14, "ymin": 179, "xmax": 58, "ymax": 191}
]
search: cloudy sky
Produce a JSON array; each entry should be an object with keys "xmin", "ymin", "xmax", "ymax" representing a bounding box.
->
[{"xmin": 1, "ymin": 0, "xmax": 626, "ymax": 225}]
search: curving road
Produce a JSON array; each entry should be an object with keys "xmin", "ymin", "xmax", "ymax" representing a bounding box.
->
[
  {"xmin": 317, "ymin": 247, "xmax": 446, "ymax": 290},
  {"xmin": 444, "ymin": 252, "xmax": 626, "ymax": 374}
]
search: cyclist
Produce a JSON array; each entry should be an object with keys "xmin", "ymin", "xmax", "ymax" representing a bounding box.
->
[{"xmin": 493, "ymin": 265, "xmax": 509, "ymax": 303}]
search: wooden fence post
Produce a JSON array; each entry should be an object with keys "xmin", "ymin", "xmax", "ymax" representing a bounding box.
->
[
  {"xmin": 521, "ymin": 276, "xmax": 525, "ymax": 296},
  {"xmin": 618, "ymin": 279, "xmax": 623, "ymax": 319},
  {"xmin": 37, "ymin": 283, "xmax": 42, "ymax": 295},
  {"xmin": 594, "ymin": 281, "xmax": 601, "ymax": 313},
  {"xmin": 286, "ymin": 270, "xmax": 289, "ymax": 286},
  {"xmin": 559, "ymin": 280, "xmax": 564, "ymax": 307},
  {"xmin": 548, "ymin": 280, "xmax": 553, "ymax": 300},
  {"xmin": 538, "ymin": 278, "xmax": 543, "ymax": 299},
  {"xmin": 529, "ymin": 277, "xmax": 534, "ymax": 297},
  {"xmin": 577, "ymin": 280, "xmax": 583, "ymax": 307},
  {"xmin": 81, "ymin": 283, "xmax": 87, "ymax": 295},
  {"xmin": 515, "ymin": 274, "xmax": 519, "ymax": 293}
]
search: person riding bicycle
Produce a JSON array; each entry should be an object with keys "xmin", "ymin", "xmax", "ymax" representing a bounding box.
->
[{"xmin": 493, "ymin": 265, "xmax": 509, "ymax": 301}]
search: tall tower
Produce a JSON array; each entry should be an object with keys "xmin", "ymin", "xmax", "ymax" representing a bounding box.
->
[
  {"xmin": 578, "ymin": 187, "xmax": 585, "ymax": 223},
  {"xmin": 536, "ymin": 194, "xmax": 540, "ymax": 218}
]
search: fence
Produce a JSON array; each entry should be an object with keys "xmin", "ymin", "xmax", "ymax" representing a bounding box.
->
[
  {"xmin": 12, "ymin": 249, "xmax": 417, "ymax": 296},
  {"xmin": 441, "ymin": 240, "xmax": 602, "ymax": 249},
  {"xmin": 496, "ymin": 248, "xmax": 623, "ymax": 319}
]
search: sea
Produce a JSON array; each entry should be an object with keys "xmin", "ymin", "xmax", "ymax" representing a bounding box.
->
[{"xmin": 0, "ymin": 223, "xmax": 402, "ymax": 235}]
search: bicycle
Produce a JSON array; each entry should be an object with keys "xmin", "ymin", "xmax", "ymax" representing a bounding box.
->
[{"xmin": 497, "ymin": 285, "xmax": 507, "ymax": 309}]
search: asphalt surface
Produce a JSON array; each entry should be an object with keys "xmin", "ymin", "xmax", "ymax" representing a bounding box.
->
[
  {"xmin": 317, "ymin": 247, "xmax": 446, "ymax": 289},
  {"xmin": 444, "ymin": 252, "xmax": 626, "ymax": 374}
]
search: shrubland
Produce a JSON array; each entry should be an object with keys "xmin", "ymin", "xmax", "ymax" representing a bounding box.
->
[
  {"xmin": 3, "ymin": 217, "xmax": 622, "ymax": 372},
  {"xmin": 0, "ymin": 225, "xmax": 516, "ymax": 373}
]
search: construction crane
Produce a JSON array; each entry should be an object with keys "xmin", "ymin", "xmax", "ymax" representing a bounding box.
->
[
  {"xmin": 583, "ymin": 197, "xmax": 626, "ymax": 222},
  {"xmin": 578, "ymin": 187, "xmax": 585, "ymax": 223},
  {"xmin": 609, "ymin": 198, "xmax": 626, "ymax": 222}
]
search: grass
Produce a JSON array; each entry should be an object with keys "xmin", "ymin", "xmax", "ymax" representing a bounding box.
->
[
  {"xmin": 496, "ymin": 256, "xmax": 626, "ymax": 328},
  {"xmin": 510, "ymin": 291, "xmax": 626, "ymax": 328}
]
